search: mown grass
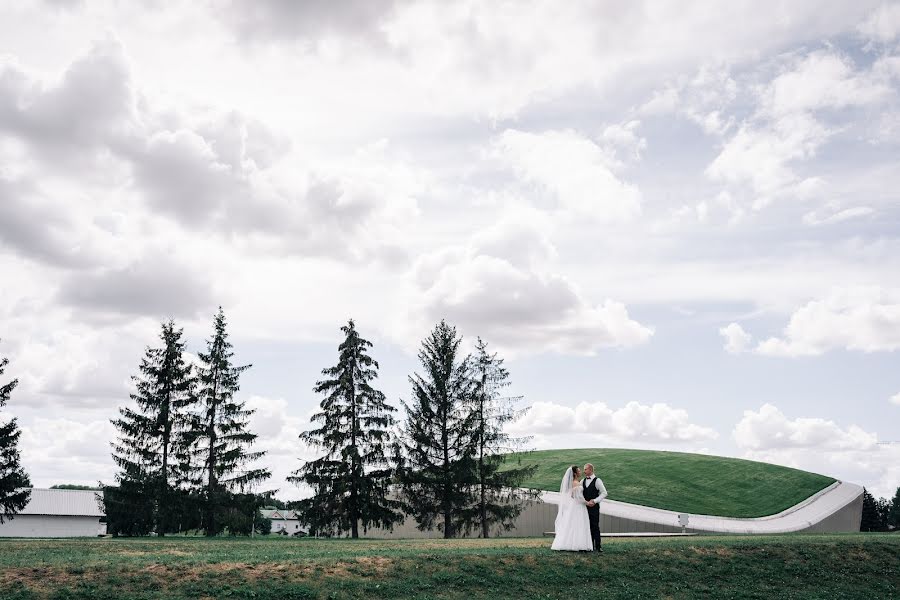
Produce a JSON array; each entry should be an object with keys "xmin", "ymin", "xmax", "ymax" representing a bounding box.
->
[
  {"xmin": 0, "ymin": 534, "xmax": 897, "ymax": 599},
  {"xmin": 504, "ymin": 448, "xmax": 835, "ymax": 517}
]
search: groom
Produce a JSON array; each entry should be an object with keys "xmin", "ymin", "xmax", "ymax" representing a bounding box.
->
[{"xmin": 582, "ymin": 463, "xmax": 608, "ymax": 553}]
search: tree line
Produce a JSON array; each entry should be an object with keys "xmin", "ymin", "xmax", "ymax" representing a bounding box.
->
[
  {"xmin": 1, "ymin": 314, "xmax": 537, "ymax": 537},
  {"xmin": 291, "ymin": 319, "xmax": 537, "ymax": 539},
  {"xmin": 861, "ymin": 487, "xmax": 900, "ymax": 532},
  {"xmin": 100, "ymin": 312, "xmax": 535, "ymax": 537},
  {"xmin": 104, "ymin": 309, "xmax": 269, "ymax": 536}
]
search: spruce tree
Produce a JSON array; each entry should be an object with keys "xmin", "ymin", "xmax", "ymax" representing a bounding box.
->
[
  {"xmin": 191, "ymin": 308, "xmax": 269, "ymax": 536},
  {"xmin": 875, "ymin": 496, "xmax": 891, "ymax": 531},
  {"xmin": 0, "ymin": 342, "xmax": 30, "ymax": 524},
  {"xmin": 889, "ymin": 486, "xmax": 900, "ymax": 530},
  {"xmin": 290, "ymin": 320, "xmax": 401, "ymax": 537},
  {"xmin": 860, "ymin": 488, "xmax": 881, "ymax": 532},
  {"xmin": 110, "ymin": 320, "xmax": 196, "ymax": 536},
  {"xmin": 397, "ymin": 320, "xmax": 478, "ymax": 538},
  {"xmin": 465, "ymin": 338, "xmax": 538, "ymax": 538}
]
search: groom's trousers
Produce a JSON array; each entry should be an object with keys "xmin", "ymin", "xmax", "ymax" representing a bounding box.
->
[{"xmin": 587, "ymin": 504, "xmax": 602, "ymax": 550}]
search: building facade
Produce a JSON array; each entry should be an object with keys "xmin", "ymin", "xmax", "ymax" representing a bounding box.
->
[
  {"xmin": 260, "ymin": 508, "xmax": 305, "ymax": 536},
  {"xmin": 0, "ymin": 488, "xmax": 105, "ymax": 538},
  {"xmin": 363, "ymin": 481, "xmax": 864, "ymax": 538}
]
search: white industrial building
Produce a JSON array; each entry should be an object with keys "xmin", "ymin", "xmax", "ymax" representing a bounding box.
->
[{"xmin": 0, "ymin": 488, "xmax": 106, "ymax": 538}]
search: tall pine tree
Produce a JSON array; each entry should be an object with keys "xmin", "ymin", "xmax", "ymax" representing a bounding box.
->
[
  {"xmin": 860, "ymin": 488, "xmax": 881, "ymax": 532},
  {"xmin": 397, "ymin": 320, "xmax": 478, "ymax": 538},
  {"xmin": 889, "ymin": 486, "xmax": 900, "ymax": 530},
  {"xmin": 290, "ymin": 320, "xmax": 401, "ymax": 537},
  {"xmin": 0, "ymin": 341, "xmax": 30, "ymax": 524},
  {"xmin": 190, "ymin": 308, "xmax": 270, "ymax": 536},
  {"xmin": 887, "ymin": 487, "xmax": 900, "ymax": 529},
  {"xmin": 110, "ymin": 320, "xmax": 196, "ymax": 536},
  {"xmin": 465, "ymin": 338, "xmax": 537, "ymax": 538}
]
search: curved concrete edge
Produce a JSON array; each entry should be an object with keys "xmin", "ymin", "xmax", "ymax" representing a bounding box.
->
[{"xmin": 540, "ymin": 481, "xmax": 863, "ymax": 534}]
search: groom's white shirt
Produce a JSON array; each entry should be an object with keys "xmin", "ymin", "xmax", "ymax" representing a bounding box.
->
[{"xmin": 583, "ymin": 475, "xmax": 608, "ymax": 503}]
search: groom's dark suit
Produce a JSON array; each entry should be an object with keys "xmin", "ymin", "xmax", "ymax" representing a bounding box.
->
[{"xmin": 582, "ymin": 476, "xmax": 607, "ymax": 551}]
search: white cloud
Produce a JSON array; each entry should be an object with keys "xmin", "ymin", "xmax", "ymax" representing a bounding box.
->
[
  {"xmin": 599, "ymin": 120, "xmax": 647, "ymax": 163},
  {"xmin": 706, "ymin": 48, "xmax": 896, "ymax": 211},
  {"xmin": 706, "ymin": 113, "xmax": 830, "ymax": 209},
  {"xmin": 491, "ymin": 129, "xmax": 641, "ymax": 223},
  {"xmin": 760, "ymin": 50, "xmax": 892, "ymax": 117},
  {"xmin": 408, "ymin": 216, "xmax": 653, "ymax": 356},
  {"xmin": 57, "ymin": 255, "xmax": 217, "ymax": 319},
  {"xmin": 245, "ymin": 395, "xmax": 317, "ymax": 499},
  {"xmin": 216, "ymin": 0, "xmax": 401, "ymax": 44},
  {"xmin": 858, "ymin": 3, "xmax": 900, "ymax": 43},
  {"xmin": 0, "ymin": 41, "xmax": 418, "ymax": 265},
  {"xmin": 890, "ymin": 392, "xmax": 900, "ymax": 406},
  {"xmin": 639, "ymin": 86, "xmax": 680, "ymax": 115},
  {"xmin": 509, "ymin": 400, "xmax": 717, "ymax": 443},
  {"xmin": 733, "ymin": 404, "xmax": 878, "ymax": 451},
  {"xmin": 18, "ymin": 417, "xmax": 117, "ymax": 487},
  {"xmin": 5, "ymin": 317, "xmax": 156, "ymax": 410},
  {"xmin": 802, "ymin": 205, "xmax": 875, "ymax": 226},
  {"xmin": 641, "ymin": 63, "xmax": 738, "ymax": 136},
  {"xmin": 719, "ymin": 322, "xmax": 753, "ymax": 354},
  {"xmin": 754, "ymin": 287, "xmax": 900, "ymax": 356},
  {"xmin": 734, "ymin": 404, "xmax": 899, "ymax": 496}
]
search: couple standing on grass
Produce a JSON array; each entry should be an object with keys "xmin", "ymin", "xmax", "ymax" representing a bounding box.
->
[{"xmin": 551, "ymin": 463, "xmax": 608, "ymax": 553}]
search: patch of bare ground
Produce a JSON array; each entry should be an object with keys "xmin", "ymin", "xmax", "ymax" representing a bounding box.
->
[
  {"xmin": 150, "ymin": 557, "xmax": 395, "ymax": 583},
  {"xmin": 689, "ymin": 546, "xmax": 734, "ymax": 557},
  {"xmin": 391, "ymin": 538, "xmax": 545, "ymax": 551},
  {"xmin": 1, "ymin": 566, "xmax": 85, "ymax": 593},
  {"xmin": 845, "ymin": 548, "xmax": 871, "ymax": 560},
  {"xmin": 115, "ymin": 548, "xmax": 193, "ymax": 557}
]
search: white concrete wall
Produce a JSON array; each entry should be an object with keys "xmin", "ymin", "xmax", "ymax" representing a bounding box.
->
[
  {"xmin": 362, "ymin": 482, "xmax": 864, "ymax": 538},
  {"xmin": 364, "ymin": 498, "xmax": 553, "ymax": 539},
  {"xmin": 0, "ymin": 515, "xmax": 104, "ymax": 538}
]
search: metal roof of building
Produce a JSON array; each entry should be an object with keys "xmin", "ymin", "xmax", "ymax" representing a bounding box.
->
[
  {"xmin": 261, "ymin": 509, "xmax": 299, "ymax": 520},
  {"xmin": 17, "ymin": 489, "xmax": 105, "ymax": 517}
]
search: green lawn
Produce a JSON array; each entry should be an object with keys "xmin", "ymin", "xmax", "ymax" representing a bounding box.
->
[
  {"xmin": 503, "ymin": 448, "xmax": 836, "ymax": 517},
  {"xmin": 0, "ymin": 535, "xmax": 897, "ymax": 599}
]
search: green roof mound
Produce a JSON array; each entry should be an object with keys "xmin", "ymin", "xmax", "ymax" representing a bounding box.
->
[{"xmin": 503, "ymin": 448, "xmax": 836, "ymax": 518}]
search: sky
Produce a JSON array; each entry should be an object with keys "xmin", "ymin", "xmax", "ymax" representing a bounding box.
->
[{"xmin": 0, "ymin": 0, "xmax": 899, "ymax": 501}]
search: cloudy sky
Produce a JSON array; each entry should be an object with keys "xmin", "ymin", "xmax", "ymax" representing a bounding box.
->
[{"xmin": 1, "ymin": 0, "xmax": 899, "ymax": 501}]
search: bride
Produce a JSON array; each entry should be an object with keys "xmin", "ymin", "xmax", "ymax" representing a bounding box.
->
[{"xmin": 550, "ymin": 465, "xmax": 594, "ymax": 551}]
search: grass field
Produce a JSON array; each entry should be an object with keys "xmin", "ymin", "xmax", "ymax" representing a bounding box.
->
[
  {"xmin": 503, "ymin": 448, "xmax": 836, "ymax": 518},
  {"xmin": 0, "ymin": 535, "xmax": 897, "ymax": 599}
]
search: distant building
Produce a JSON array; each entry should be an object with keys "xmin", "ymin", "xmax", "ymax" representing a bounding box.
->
[
  {"xmin": 260, "ymin": 508, "xmax": 305, "ymax": 536},
  {"xmin": 0, "ymin": 488, "xmax": 106, "ymax": 538}
]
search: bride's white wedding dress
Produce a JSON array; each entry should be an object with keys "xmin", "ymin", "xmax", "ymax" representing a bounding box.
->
[{"xmin": 551, "ymin": 467, "xmax": 594, "ymax": 551}]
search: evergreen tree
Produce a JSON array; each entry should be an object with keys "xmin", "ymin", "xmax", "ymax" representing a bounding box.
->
[
  {"xmin": 860, "ymin": 488, "xmax": 881, "ymax": 532},
  {"xmin": 110, "ymin": 320, "xmax": 196, "ymax": 536},
  {"xmin": 875, "ymin": 497, "xmax": 891, "ymax": 531},
  {"xmin": 190, "ymin": 308, "xmax": 269, "ymax": 536},
  {"xmin": 290, "ymin": 320, "xmax": 401, "ymax": 538},
  {"xmin": 889, "ymin": 486, "xmax": 900, "ymax": 530},
  {"xmin": 465, "ymin": 338, "xmax": 538, "ymax": 538},
  {"xmin": 0, "ymin": 343, "xmax": 30, "ymax": 524},
  {"xmin": 397, "ymin": 320, "xmax": 478, "ymax": 538},
  {"xmin": 101, "ymin": 480, "xmax": 155, "ymax": 536},
  {"xmin": 254, "ymin": 510, "xmax": 272, "ymax": 535}
]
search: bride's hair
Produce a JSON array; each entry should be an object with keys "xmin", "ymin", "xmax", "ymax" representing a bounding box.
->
[{"xmin": 571, "ymin": 465, "xmax": 580, "ymax": 479}]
